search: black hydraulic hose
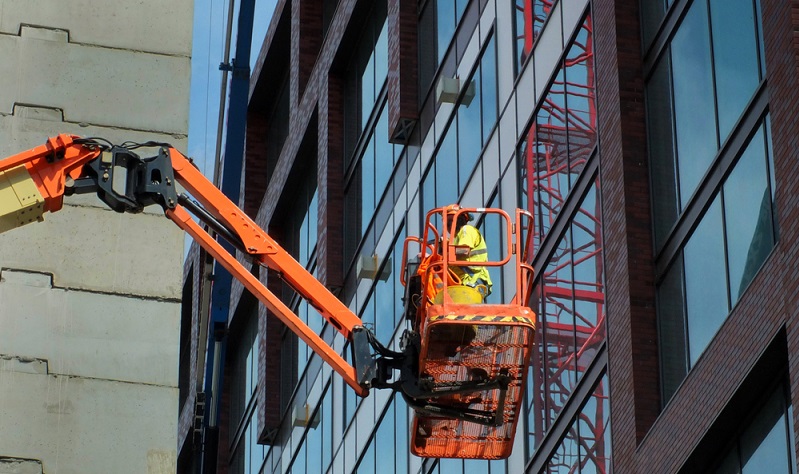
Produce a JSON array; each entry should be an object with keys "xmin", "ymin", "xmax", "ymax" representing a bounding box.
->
[{"xmin": 177, "ymin": 193, "xmax": 247, "ymax": 254}]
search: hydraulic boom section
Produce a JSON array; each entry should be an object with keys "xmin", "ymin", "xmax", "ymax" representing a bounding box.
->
[{"xmin": 0, "ymin": 136, "xmax": 538, "ymax": 460}]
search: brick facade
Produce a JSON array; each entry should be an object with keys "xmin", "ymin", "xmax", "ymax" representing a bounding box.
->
[
  {"xmin": 594, "ymin": 0, "xmax": 659, "ymax": 469},
  {"xmin": 597, "ymin": 0, "xmax": 799, "ymax": 471}
]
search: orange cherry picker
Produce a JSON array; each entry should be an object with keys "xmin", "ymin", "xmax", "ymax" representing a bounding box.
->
[{"xmin": 0, "ymin": 134, "xmax": 536, "ymax": 460}]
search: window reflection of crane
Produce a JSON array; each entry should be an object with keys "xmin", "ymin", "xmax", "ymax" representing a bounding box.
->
[{"xmin": 517, "ymin": 3, "xmax": 608, "ymax": 471}]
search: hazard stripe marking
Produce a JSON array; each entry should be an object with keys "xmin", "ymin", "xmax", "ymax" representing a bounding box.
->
[{"xmin": 429, "ymin": 314, "xmax": 535, "ymax": 325}]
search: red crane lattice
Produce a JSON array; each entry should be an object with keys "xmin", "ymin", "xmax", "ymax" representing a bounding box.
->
[{"xmin": 517, "ymin": 2, "xmax": 608, "ymax": 472}]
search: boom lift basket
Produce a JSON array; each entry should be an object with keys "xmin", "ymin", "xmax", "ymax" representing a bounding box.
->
[{"xmin": 402, "ymin": 206, "xmax": 536, "ymax": 459}]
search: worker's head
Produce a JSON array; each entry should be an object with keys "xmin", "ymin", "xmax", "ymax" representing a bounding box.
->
[{"xmin": 444, "ymin": 204, "xmax": 471, "ymax": 232}]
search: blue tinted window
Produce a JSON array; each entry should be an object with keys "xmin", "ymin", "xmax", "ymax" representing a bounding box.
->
[
  {"xmin": 437, "ymin": 0, "xmax": 457, "ymax": 63},
  {"xmin": 481, "ymin": 36, "xmax": 498, "ymax": 141},
  {"xmin": 710, "ymin": 0, "xmax": 761, "ymax": 140},
  {"xmin": 724, "ymin": 125, "xmax": 773, "ymax": 302},
  {"xmin": 671, "ymin": 0, "xmax": 717, "ymax": 207},
  {"xmin": 435, "ymin": 126, "xmax": 459, "ymax": 207},
  {"xmin": 684, "ymin": 196, "xmax": 727, "ymax": 364},
  {"xmin": 361, "ymin": 138, "xmax": 376, "ymax": 233},
  {"xmin": 457, "ymin": 91, "xmax": 482, "ymax": 192}
]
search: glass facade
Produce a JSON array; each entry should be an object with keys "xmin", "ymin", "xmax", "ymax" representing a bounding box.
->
[
  {"xmin": 185, "ymin": 0, "xmax": 796, "ymax": 472},
  {"xmin": 517, "ymin": 16, "xmax": 604, "ymax": 468},
  {"xmin": 645, "ymin": 0, "xmax": 776, "ymax": 403},
  {"xmin": 229, "ymin": 312, "xmax": 267, "ymax": 473},
  {"xmin": 421, "ymin": 33, "xmax": 499, "ymax": 212},
  {"xmin": 646, "ymin": 0, "xmax": 766, "ymax": 249}
]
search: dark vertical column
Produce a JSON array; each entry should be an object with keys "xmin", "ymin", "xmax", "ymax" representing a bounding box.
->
[
  {"xmin": 291, "ymin": 0, "xmax": 323, "ymax": 106},
  {"xmin": 243, "ymin": 111, "xmax": 269, "ymax": 218},
  {"xmin": 259, "ymin": 265, "xmax": 289, "ymax": 437},
  {"xmin": 387, "ymin": 0, "xmax": 419, "ymax": 143},
  {"xmin": 318, "ymin": 75, "xmax": 346, "ymax": 290},
  {"xmin": 593, "ymin": 0, "xmax": 658, "ymax": 469}
]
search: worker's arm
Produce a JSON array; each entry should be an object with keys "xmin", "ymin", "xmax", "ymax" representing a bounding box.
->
[{"xmin": 451, "ymin": 225, "xmax": 480, "ymax": 259}]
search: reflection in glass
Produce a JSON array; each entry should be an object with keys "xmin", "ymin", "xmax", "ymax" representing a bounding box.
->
[
  {"xmin": 457, "ymin": 71, "xmax": 482, "ymax": 192},
  {"xmin": 671, "ymin": 0, "xmax": 717, "ymax": 208},
  {"xmin": 435, "ymin": 127, "xmax": 459, "ymax": 208},
  {"xmin": 646, "ymin": 54, "xmax": 678, "ymax": 249},
  {"xmin": 481, "ymin": 35, "xmax": 498, "ymax": 142},
  {"xmin": 545, "ymin": 375, "xmax": 610, "ymax": 473},
  {"xmin": 361, "ymin": 138, "xmax": 375, "ymax": 233},
  {"xmin": 709, "ymin": 0, "xmax": 761, "ymax": 141},
  {"xmin": 437, "ymin": 0, "xmax": 456, "ymax": 63},
  {"xmin": 684, "ymin": 197, "xmax": 727, "ymax": 364},
  {"xmin": 658, "ymin": 256, "xmax": 688, "ymax": 402},
  {"xmin": 564, "ymin": 22, "xmax": 595, "ymax": 184},
  {"xmin": 543, "ymin": 232, "xmax": 576, "ymax": 426},
  {"xmin": 514, "ymin": 0, "xmax": 556, "ymax": 72},
  {"xmin": 723, "ymin": 125, "xmax": 772, "ymax": 303}
]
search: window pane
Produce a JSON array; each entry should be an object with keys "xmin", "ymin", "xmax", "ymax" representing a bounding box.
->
[
  {"xmin": 435, "ymin": 126, "xmax": 459, "ymax": 207},
  {"xmin": 723, "ymin": 125, "xmax": 773, "ymax": 303},
  {"xmin": 543, "ymin": 231, "xmax": 576, "ymax": 425},
  {"xmin": 741, "ymin": 390, "xmax": 790, "ymax": 474},
  {"xmin": 358, "ymin": 439, "xmax": 376, "ymax": 474},
  {"xmin": 572, "ymin": 183, "xmax": 604, "ymax": 379},
  {"xmin": 361, "ymin": 51, "xmax": 375, "ymax": 129},
  {"xmin": 564, "ymin": 21, "xmax": 595, "ymax": 183},
  {"xmin": 548, "ymin": 425, "xmax": 578, "ymax": 473},
  {"xmin": 658, "ymin": 255, "xmax": 688, "ymax": 402},
  {"xmin": 709, "ymin": 0, "xmax": 761, "ymax": 141},
  {"xmin": 647, "ymin": 53, "xmax": 678, "ymax": 249},
  {"xmin": 375, "ymin": 106, "xmax": 393, "ymax": 205},
  {"xmin": 376, "ymin": 404, "xmax": 396, "ymax": 469},
  {"xmin": 437, "ymin": 0, "xmax": 456, "ymax": 63},
  {"xmin": 536, "ymin": 69, "xmax": 568, "ymax": 240},
  {"xmin": 374, "ymin": 267, "xmax": 394, "ymax": 343},
  {"xmin": 362, "ymin": 138, "xmax": 376, "ymax": 232},
  {"xmin": 457, "ymin": 78, "xmax": 482, "ymax": 192},
  {"xmin": 308, "ymin": 190, "xmax": 318, "ymax": 257},
  {"xmin": 684, "ymin": 196, "xmax": 727, "ymax": 364},
  {"xmin": 375, "ymin": 20, "xmax": 388, "ymax": 92},
  {"xmin": 672, "ymin": 0, "xmax": 717, "ymax": 207},
  {"xmin": 514, "ymin": 1, "xmax": 531, "ymax": 74},
  {"xmin": 481, "ymin": 36, "xmax": 498, "ymax": 142},
  {"xmin": 322, "ymin": 390, "xmax": 332, "ymax": 471}
]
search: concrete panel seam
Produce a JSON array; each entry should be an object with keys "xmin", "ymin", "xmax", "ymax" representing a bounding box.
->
[
  {"xmin": 0, "ymin": 268, "xmax": 182, "ymax": 302},
  {"xmin": 9, "ymin": 104, "xmax": 189, "ymax": 138},
  {"xmin": 2, "ymin": 25, "xmax": 190, "ymax": 59},
  {"xmin": 26, "ymin": 372, "xmax": 177, "ymax": 389}
]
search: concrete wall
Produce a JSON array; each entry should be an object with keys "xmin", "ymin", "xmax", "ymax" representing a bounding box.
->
[{"xmin": 0, "ymin": 1, "xmax": 191, "ymax": 472}]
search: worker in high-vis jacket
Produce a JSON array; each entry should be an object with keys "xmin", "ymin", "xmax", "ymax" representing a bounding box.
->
[{"xmin": 448, "ymin": 207, "xmax": 493, "ymax": 299}]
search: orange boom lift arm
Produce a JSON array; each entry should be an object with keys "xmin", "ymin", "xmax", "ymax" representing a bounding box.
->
[{"xmin": 0, "ymin": 136, "xmax": 537, "ymax": 458}]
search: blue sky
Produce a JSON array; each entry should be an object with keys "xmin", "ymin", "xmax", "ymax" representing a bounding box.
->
[{"xmin": 188, "ymin": 0, "xmax": 277, "ymax": 178}]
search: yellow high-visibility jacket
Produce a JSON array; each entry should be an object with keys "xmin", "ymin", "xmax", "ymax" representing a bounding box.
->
[{"xmin": 453, "ymin": 225, "xmax": 492, "ymax": 293}]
